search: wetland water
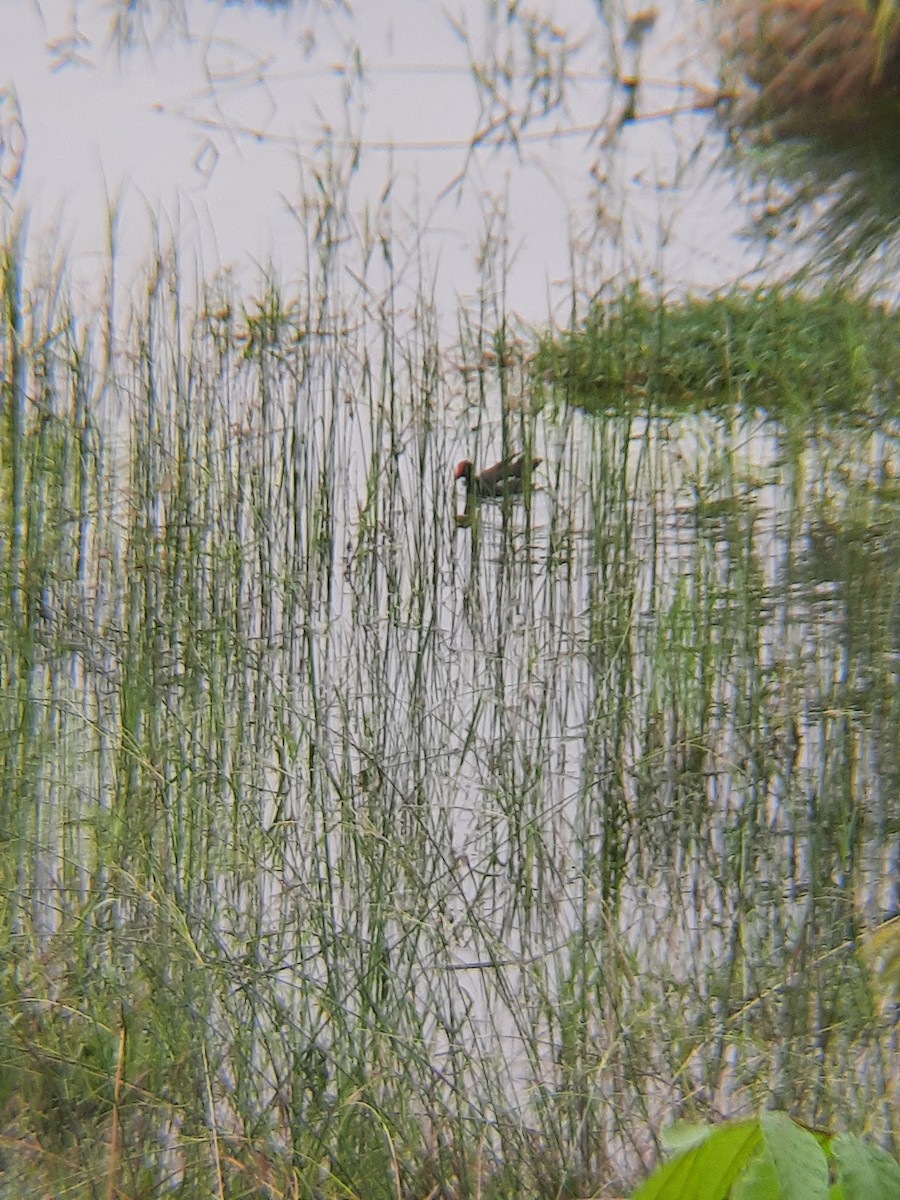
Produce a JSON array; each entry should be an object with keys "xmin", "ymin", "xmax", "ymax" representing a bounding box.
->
[{"xmin": 3, "ymin": 284, "xmax": 898, "ymax": 1186}]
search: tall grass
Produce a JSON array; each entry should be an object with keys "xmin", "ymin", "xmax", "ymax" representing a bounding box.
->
[{"xmin": 0, "ymin": 205, "xmax": 897, "ymax": 1199}]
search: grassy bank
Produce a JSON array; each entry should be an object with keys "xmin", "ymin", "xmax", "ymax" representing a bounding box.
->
[{"xmin": 533, "ymin": 287, "xmax": 900, "ymax": 419}]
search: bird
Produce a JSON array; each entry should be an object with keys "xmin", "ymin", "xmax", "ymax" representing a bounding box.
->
[{"xmin": 454, "ymin": 453, "xmax": 542, "ymax": 501}]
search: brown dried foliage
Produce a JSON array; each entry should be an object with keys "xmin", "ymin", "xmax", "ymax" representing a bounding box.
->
[{"xmin": 724, "ymin": 0, "xmax": 900, "ymax": 144}]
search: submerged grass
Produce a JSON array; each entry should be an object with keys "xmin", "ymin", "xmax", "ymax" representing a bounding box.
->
[{"xmin": 0, "ymin": 212, "xmax": 898, "ymax": 1200}]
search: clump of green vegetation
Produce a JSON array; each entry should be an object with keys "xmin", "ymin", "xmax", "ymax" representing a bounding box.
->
[{"xmin": 533, "ymin": 287, "xmax": 900, "ymax": 418}]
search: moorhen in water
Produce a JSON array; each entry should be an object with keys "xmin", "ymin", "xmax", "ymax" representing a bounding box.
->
[{"xmin": 454, "ymin": 453, "xmax": 542, "ymax": 500}]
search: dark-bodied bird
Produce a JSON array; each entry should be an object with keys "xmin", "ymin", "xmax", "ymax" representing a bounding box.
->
[{"xmin": 454, "ymin": 453, "xmax": 542, "ymax": 501}]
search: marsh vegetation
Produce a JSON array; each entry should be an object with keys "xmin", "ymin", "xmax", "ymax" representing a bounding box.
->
[{"xmin": 0, "ymin": 220, "xmax": 897, "ymax": 1199}]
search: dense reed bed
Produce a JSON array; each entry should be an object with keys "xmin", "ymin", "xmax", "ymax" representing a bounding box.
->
[{"xmin": 0, "ymin": 217, "xmax": 897, "ymax": 1199}]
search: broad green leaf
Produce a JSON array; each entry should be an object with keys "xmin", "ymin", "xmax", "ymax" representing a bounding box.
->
[
  {"xmin": 632, "ymin": 1119, "xmax": 762, "ymax": 1200},
  {"xmin": 732, "ymin": 1146, "xmax": 780, "ymax": 1200},
  {"xmin": 760, "ymin": 1111, "xmax": 829, "ymax": 1200},
  {"xmin": 661, "ymin": 1121, "xmax": 719, "ymax": 1153},
  {"xmin": 831, "ymin": 1133, "xmax": 900, "ymax": 1200}
]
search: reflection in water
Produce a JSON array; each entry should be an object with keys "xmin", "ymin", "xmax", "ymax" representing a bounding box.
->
[
  {"xmin": 8, "ymin": 328, "xmax": 899, "ymax": 1185},
  {"xmin": 314, "ymin": 390, "xmax": 897, "ymax": 1161}
]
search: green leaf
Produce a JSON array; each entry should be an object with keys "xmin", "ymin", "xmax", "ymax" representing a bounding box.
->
[
  {"xmin": 831, "ymin": 1133, "xmax": 900, "ymax": 1200},
  {"xmin": 732, "ymin": 1146, "xmax": 780, "ymax": 1200},
  {"xmin": 661, "ymin": 1121, "xmax": 719, "ymax": 1153},
  {"xmin": 760, "ymin": 1111, "xmax": 829, "ymax": 1200},
  {"xmin": 632, "ymin": 1119, "xmax": 762, "ymax": 1200}
]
